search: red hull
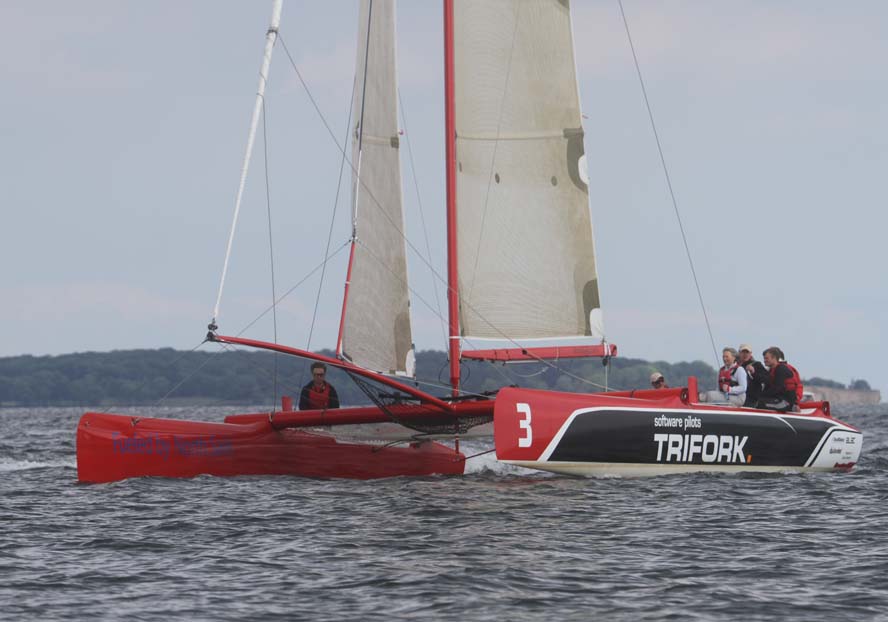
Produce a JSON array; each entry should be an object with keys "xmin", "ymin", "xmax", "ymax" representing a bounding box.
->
[
  {"xmin": 492, "ymin": 387, "xmax": 862, "ymax": 475},
  {"xmin": 76, "ymin": 412, "xmax": 465, "ymax": 484}
]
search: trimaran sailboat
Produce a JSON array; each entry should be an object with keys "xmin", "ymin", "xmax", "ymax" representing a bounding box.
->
[{"xmin": 76, "ymin": 0, "xmax": 862, "ymax": 483}]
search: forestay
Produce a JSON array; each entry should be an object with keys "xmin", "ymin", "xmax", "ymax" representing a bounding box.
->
[
  {"xmin": 339, "ymin": 0, "xmax": 414, "ymax": 375},
  {"xmin": 454, "ymin": 0, "xmax": 604, "ymax": 341}
]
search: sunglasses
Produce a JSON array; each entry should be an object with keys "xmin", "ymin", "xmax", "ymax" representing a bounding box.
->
[{"xmin": 652, "ymin": 379, "xmax": 664, "ymax": 386}]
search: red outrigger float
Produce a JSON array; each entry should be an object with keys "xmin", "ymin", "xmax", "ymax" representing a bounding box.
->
[
  {"xmin": 76, "ymin": 335, "xmax": 495, "ymax": 483},
  {"xmin": 77, "ymin": 413, "xmax": 467, "ymax": 484}
]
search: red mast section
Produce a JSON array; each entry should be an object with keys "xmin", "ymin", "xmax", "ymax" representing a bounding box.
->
[{"xmin": 444, "ymin": 0, "xmax": 460, "ymax": 396}]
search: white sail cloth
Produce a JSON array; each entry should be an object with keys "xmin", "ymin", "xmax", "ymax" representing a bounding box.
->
[
  {"xmin": 454, "ymin": 0, "xmax": 604, "ymax": 341},
  {"xmin": 339, "ymin": 0, "xmax": 414, "ymax": 375}
]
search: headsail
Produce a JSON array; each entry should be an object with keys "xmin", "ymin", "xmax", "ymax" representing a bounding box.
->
[
  {"xmin": 453, "ymin": 0, "xmax": 604, "ymax": 342},
  {"xmin": 338, "ymin": 0, "xmax": 414, "ymax": 376}
]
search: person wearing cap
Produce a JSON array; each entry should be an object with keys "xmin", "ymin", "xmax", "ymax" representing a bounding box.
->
[
  {"xmin": 739, "ymin": 344, "xmax": 768, "ymax": 407},
  {"xmin": 650, "ymin": 372, "xmax": 668, "ymax": 389}
]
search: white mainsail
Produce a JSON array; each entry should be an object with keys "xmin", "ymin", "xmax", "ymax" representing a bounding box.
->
[
  {"xmin": 454, "ymin": 0, "xmax": 604, "ymax": 341},
  {"xmin": 339, "ymin": 0, "xmax": 414, "ymax": 375}
]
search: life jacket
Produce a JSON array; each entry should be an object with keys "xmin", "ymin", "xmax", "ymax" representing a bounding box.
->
[
  {"xmin": 770, "ymin": 362, "xmax": 804, "ymax": 403},
  {"xmin": 718, "ymin": 363, "xmax": 739, "ymax": 388},
  {"xmin": 305, "ymin": 382, "xmax": 333, "ymax": 410}
]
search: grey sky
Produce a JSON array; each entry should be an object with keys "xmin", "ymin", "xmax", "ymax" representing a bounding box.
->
[{"xmin": 1, "ymin": 2, "xmax": 886, "ymax": 398}]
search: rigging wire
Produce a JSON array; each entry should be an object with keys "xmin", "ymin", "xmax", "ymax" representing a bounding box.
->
[
  {"xmin": 335, "ymin": 233, "xmax": 491, "ymax": 391},
  {"xmin": 95, "ymin": 339, "xmax": 211, "ymax": 413},
  {"xmin": 150, "ymin": 343, "xmax": 227, "ymax": 408},
  {"xmin": 208, "ymin": 242, "xmax": 348, "ymax": 410},
  {"xmin": 261, "ymin": 97, "xmax": 280, "ymax": 408},
  {"xmin": 217, "ymin": 341, "xmax": 303, "ymax": 404},
  {"xmin": 352, "ymin": 237, "xmax": 512, "ymax": 388},
  {"xmin": 305, "ymin": 65, "xmax": 357, "ymax": 356},
  {"xmin": 500, "ymin": 364, "xmax": 548, "ymax": 379},
  {"xmin": 460, "ymin": 448, "xmax": 496, "ymax": 461},
  {"xmin": 617, "ymin": 0, "xmax": 721, "ymax": 370},
  {"xmin": 411, "ymin": 377, "xmax": 491, "ymax": 400},
  {"xmin": 277, "ymin": 34, "xmax": 436, "ymax": 292},
  {"xmin": 189, "ymin": 239, "xmax": 352, "ymax": 412},
  {"xmin": 354, "ymin": 0, "xmax": 374, "ymax": 195},
  {"xmin": 235, "ymin": 241, "xmax": 350, "ymax": 337},
  {"xmin": 398, "ymin": 88, "xmax": 448, "ymax": 354}
]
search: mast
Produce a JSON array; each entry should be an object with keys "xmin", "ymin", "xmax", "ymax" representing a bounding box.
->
[
  {"xmin": 444, "ymin": 0, "xmax": 460, "ymax": 395},
  {"xmin": 211, "ymin": 0, "xmax": 283, "ymax": 325}
]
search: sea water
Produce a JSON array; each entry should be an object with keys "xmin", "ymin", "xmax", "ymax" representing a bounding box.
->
[{"xmin": 1, "ymin": 404, "xmax": 886, "ymax": 621}]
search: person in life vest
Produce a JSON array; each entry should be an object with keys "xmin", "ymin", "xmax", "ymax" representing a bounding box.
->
[
  {"xmin": 299, "ymin": 362, "xmax": 340, "ymax": 410},
  {"xmin": 756, "ymin": 346, "xmax": 803, "ymax": 412},
  {"xmin": 650, "ymin": 372, "xmax": 668, "ymax": 389},
  {"xmin": 699, "ymin": 347, "xmax": 747, "ymax": 404},
  {"xmin": 738, "ymin": 343, "xmax": 768, "ymax": 407}
]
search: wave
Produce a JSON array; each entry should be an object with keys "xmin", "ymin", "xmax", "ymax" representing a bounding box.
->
[
  {"xmin": 0, "ymin": 458, "xmax": 76, "ymax": 473},
  {"xmin": 461, "ymin": 444, "xmax": 550, "ymax": 477}
]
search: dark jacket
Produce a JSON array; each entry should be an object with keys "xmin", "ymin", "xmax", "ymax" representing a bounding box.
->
[
  {"xmin": 299, "ymin": 382, "xmax": 340, "ymax": 410},
  {"xmin": 758, "ymin": 363, "xmax": 797, "ymax": 409},
  {"xmin": 743, "ymin": 360, "xmax": 768, "ymax": 407}
]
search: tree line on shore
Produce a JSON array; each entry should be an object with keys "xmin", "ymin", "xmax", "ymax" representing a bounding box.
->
[{"xmin": 0, "ymin": 347, "xmax": 865, "ymax": 407}]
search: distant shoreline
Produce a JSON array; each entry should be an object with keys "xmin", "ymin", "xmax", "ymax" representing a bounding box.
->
[
  {"xmin": 0, "ymin": 348, "xmax": 878, "ymax": 407},
  {"xmin": 807, "ymin": 385, "xmax": 881, "ymax": 406}
]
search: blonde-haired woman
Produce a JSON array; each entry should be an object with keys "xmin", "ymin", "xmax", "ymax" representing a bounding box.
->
[{"xmin": 701, "ymin": 347, "xmax": 747, "ymax": 405}]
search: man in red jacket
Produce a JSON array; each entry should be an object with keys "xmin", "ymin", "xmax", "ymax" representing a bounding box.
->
[
  {"xmin": 299, "ymin": 362, "xmax": 341, "ymax": 410},
  {"xmin": 756, "ymin": 347, "xmax": 801, "ymax": 412}
]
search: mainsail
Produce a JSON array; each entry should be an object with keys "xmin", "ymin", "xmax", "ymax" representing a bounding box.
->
[
  {"xmin": 454, "ymin": 0, "xmax": 604, "ymax": 341},
  {"xmin": 338, "ymin": 0, "xmax": 414, "ymax": 375}
]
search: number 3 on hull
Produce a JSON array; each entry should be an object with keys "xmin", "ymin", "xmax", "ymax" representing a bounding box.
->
[{"xmin": 517, "ymin": 403, "xmax": 533, "ymax": 448}]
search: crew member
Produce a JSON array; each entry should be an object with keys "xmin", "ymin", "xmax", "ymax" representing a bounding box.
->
[
  {"xmin": 756, "ymin": 346, "xmax": 802, "ymax": 412},
  {"xmin": 702, "ymin": 347, "xmax": 747, "ymax": 404},
  {"xmin": 650, "ymin": 372, "xmax": 668, "ymax": 389},
  {"xmin": 299, "ymin": 362, "xmax": 340, "ymax": 410},
  {"xmin": 739, "ymin": 343, "xmax": 767, "ymax": 407}
]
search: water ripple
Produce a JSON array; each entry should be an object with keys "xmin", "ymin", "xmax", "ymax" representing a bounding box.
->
[{"xmin": 1, "ymin": 405, "xmax": 886, "ymax": 620}]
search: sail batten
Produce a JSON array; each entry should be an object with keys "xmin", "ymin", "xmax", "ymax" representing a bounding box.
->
[
  {"xmin": 454, "ymin": 0, "xmax": 604, "ymax": 343},
  {"xmin": 459, "ymin": 130, "xmax": 578, "ymax": 141},
  {"xmin": 339, "ymin": 0, "xmax": 414, "ymax": 376}
]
